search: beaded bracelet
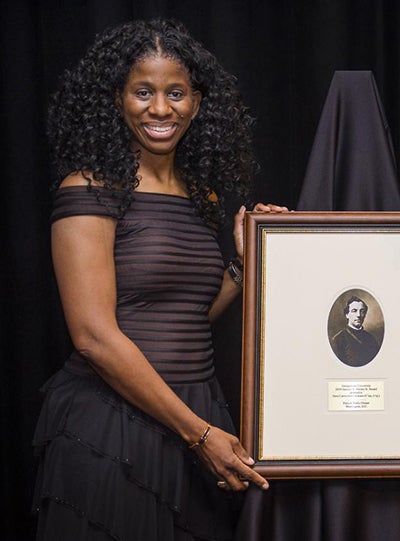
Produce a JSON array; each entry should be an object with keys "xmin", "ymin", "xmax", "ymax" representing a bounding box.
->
[{"xmin": 188, "ymin": 424, "xmax": 212, "ymax": 449}]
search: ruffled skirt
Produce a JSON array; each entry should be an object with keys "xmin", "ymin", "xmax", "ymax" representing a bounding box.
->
[{"xmin": 32, "ymin": 361, "xmax": 241, "ymax": 541}]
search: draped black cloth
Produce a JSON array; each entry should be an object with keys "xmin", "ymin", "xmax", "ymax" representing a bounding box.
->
[
  {"xmin": 297, "ymin": 71, "xmax": 400, "ymax": 210},
  {"xmin": 236, "ymin": 71, "xmax": 400, "ymax": 541},
  {"xmin": 236, "ymin": 480, "xmax": 400, "ymax": 541}
]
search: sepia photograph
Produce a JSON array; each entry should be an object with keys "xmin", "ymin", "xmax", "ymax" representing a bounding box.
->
[{"xmin": 328, "ymin": 288, "xmax": 384, "ymax": 367}]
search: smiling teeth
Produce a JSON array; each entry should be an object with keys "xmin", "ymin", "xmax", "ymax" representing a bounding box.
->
[{"xmin": 147, "ymin": 125, "xmax": 174, "ymax": 132}]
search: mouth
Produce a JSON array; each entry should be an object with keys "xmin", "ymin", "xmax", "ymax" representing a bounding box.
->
[{"xmin": 143, "ymin": 123, "xmax": 178, "ymax": 140}]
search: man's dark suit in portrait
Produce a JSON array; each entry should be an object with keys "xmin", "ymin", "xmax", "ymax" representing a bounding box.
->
[{"xmin": 331, "ymin": 296, "xmax": 379, "ymax": 367}]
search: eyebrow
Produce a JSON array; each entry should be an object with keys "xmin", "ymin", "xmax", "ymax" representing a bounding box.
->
[{"xmin": 129, "ymin": 78, "xmax": 187, "ymax": 84}]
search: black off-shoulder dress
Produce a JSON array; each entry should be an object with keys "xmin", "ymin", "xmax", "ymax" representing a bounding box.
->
[{"xmin": 32, "ymin": 187, "xmax": 241, "ymax": 541}]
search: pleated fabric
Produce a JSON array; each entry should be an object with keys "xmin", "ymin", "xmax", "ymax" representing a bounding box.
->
[
  {"xmin": 235, "ymin": 480, "xmax": 400, "ymax": 541},
  {"xmin": 33, "ymin": 187, "xmax": 241, "ymax": 540}
]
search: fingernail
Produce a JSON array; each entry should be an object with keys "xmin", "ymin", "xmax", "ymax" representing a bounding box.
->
[
  {"xmin": 248, "ymin": 457, "xmax": 254, "ymax": 465},
  {"xmin": 240, "ymin": 205, "xmax": 246, "ymax": 212},
  {"xmin": 262, "ymin": 482, "xmax": 269, "ymax": 490}
]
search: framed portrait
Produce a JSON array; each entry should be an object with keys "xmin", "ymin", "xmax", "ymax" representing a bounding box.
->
[{"xmin": 241, "ymin": 212, "xmax": 400, "ymax": 479}]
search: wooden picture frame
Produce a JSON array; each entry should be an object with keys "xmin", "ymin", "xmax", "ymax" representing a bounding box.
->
[{"xmin": 241, "ymin": 212, "xmax": 400, "ymax": 479}]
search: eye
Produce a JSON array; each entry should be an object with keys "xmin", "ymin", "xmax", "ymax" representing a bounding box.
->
[
  {"xmin": 136, "ymin": 89, "xmax": 152, "ymax": 98},
  {"xmin": 168, "ymin": 90, "xmax": 184, "ymax": 100}
]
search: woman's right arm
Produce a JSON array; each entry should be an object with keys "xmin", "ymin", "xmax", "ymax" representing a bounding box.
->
[{"xmin": 52, "ymin": 175, "xmax": 268, "ymax": 492}]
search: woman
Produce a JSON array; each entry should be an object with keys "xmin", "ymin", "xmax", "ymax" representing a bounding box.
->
[{"xmin": 33, "ymin": 18, "xmax": 285, "ymax": 541}]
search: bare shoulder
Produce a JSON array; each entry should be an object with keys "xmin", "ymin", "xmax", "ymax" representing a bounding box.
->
[
  {"xmin": 59, "ymin": 171, "xmax": 105, "ymax": 189},
  {"xmin": 53, "ymin": 171, "xmax": 117, "ymax": 233}
]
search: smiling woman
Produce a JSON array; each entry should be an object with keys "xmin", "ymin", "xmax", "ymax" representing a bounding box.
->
[
  {"xmin": 32, "ymin": 18, "xmax": 278, "ymax": 541},
  {"xmin": 46, "ymin": 18, "xmax": 259, "ymax": 225}
]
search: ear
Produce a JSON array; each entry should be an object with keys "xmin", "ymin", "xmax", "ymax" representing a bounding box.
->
[{"xmin": 191, "ymin": 90, "xmax": 202, "ymax": 120}]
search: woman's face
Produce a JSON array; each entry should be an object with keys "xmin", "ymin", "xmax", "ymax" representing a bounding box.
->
[{"xmin": 118, "ymin": 54, "xmax": 201, "ymax": 159}]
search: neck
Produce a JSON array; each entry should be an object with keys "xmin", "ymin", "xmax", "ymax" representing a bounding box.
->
[
  {"xmin": 348, "ymin": 324, "xmax": 363, "ymax": 331},
  {"xmin": 134, "ymin": 150, "xmax": 187, "ymax": 197}
]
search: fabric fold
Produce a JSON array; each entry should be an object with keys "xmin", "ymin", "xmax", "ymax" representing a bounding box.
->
[
  {"xmin": 297, "ymin": 71, "xmax": 400, "ymax": 210},
  {"xmin": 33, "ymin": 366, "xmax": 240, "ymax": 541}
]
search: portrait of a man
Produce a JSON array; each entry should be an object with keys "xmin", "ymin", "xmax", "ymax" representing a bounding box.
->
[{"xmin": 330, "ymin": 295, "xmax": 381, "ymax": 367}]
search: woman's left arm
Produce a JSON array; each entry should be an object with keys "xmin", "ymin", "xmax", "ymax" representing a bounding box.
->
[{"xmin": 209, "ymin": 203, "xmax": 288, "ymax": 323}]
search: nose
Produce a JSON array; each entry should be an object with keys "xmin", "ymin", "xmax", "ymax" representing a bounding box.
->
[{"xmin": 148, "ymin": 93, "xmax": 172, "ymax": 117}]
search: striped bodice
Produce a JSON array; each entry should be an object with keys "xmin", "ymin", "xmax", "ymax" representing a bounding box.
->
[{"xmin": 51, "ymin": 187, "xmax": 224, "ymax": 383}]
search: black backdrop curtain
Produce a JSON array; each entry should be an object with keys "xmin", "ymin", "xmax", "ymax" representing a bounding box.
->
[{"xmin": 2, "ymin": 1, "xmax": 400, "ymax": 540}]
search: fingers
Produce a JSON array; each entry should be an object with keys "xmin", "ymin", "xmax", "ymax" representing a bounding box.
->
[
  {"xmin": 232, "ymin": 442, "xmax": 269, "ymax": 490},
  {"xmin": 233, "ymin": 202, "xmax": 288, "ymax": 258},
  {"xmin": 233, "ymin": 205, "xmax": 246, "ymax": 237},
  {"xmin": 235, "ymin": 204, "xmax": 246, "ymax": 219},
  {"xmin": 214, "ymin": 445, "xmax": 269, "ymax": 491},
  {"xmin": 253, "ymin": 202, "xmax": 289, "ymax": 213},
  {"xmin": 236, "ymin": 465, "xmax": 269, "ymax": 491},
  {"xmin": 233, "ymin": 205, "xmax": 246, "ymax": 259},
  {"xmin": 233, "ymin": 441, "xmax": 255, "ymax": 466},
  {"xmin": 195, "ymin": 427, "xmax": 269, "ymax": 492},
  {"xmin": 216, "ymin": 479, "xmax": 249, "ymax": 492},
  {"xmin": 217, "ymin": 455, "xmax": 269, "ymax": 492}
]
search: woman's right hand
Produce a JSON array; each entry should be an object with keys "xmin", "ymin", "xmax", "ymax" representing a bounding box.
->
[{"xmin": 194, "ymin": 425, "xmax": 269, "ymax": 491}]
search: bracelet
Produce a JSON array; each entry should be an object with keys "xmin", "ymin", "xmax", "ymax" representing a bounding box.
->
[
  {"xmin": 188, "ymin": 423, "xmax": 212, "ymax": 449},
  {"xmin": 227, "ymin": 260, "xmax": 243, "ymax": 288}
]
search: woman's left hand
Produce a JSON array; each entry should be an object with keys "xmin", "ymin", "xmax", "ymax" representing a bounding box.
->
[{"xmin": 234, "ymin": 203, "xmax": 289, "ymax": 260}]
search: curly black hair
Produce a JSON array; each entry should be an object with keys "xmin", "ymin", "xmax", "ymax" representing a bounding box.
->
[{"xmin": 48, "ymin": 18, "xmax": 257, "ymax": 223}]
